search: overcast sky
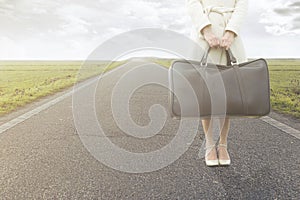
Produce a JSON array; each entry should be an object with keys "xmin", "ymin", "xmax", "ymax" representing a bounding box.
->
[{"xmin": 0, "ymin": 0, "xmax": 299, "ymax": 60}]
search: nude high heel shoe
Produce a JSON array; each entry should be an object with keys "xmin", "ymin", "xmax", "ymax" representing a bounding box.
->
[
  {"xmin": 217, "ymin": 144, "xmax": 231, "ymax": 166},
  {"xmin": 205, "ymin": 145, "xmax": 219, "ymax": 167}
]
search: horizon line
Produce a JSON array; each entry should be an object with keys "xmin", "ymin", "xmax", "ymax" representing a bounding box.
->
[{"xmin": 1, "ymin": 57, "xmax": 300, "ymax": 62}]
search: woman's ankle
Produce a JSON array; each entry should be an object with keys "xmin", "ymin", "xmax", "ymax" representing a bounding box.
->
[{"xmin": 218, "ymin": 139, "xmax": 227, "ymax": 146}]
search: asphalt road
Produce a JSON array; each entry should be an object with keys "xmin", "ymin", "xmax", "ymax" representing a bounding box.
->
[{"xmin": 0, "ymin": 60, "xmax": 299, "ymax": 199}]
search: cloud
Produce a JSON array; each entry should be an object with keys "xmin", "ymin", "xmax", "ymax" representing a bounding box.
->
[
  {"xmin": 0, "ymin": 0, "xmax": 191, "ymax": 59},
  {"xmin": 0, "ymin": 0, "xmax": 299, "ymax": 59},
  {"xmin": 259, "ymin": 0, "xmax": 300, "ymax": 35}
]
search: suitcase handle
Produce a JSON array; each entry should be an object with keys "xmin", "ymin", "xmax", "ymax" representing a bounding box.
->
[{"xmin": 200, "ymin": 47, "xmax": 238, "ymax": 67}]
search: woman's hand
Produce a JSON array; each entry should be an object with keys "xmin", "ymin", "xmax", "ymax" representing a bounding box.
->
[
  {"xmin": 201, "ymin": 25, "xmax": 220, "ymax": 48},
  {"xmin": 220, "ymin": 31, "xmax": 235, "ymax": 50}
]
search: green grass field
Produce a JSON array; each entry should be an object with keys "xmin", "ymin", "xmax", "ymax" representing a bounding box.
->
[
  {"xmin": 0, "ymin": 59, "xmax": 299, "ymax": 119},
  {"xmin": 267, "ymin": 59, "xmax": 300, "ymax": 118},
  {"xmin": 0, "ymin": 60, "xmax": 125, "ymax": 115}
]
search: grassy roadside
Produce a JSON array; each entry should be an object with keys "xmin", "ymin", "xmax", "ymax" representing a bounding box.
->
[
  {"xmin": 153, "ymin": 58, "xmax": 300, "ymax": 119},
  {"xmin": 0, "ymin": 60, "xmax": 125, "ymax": 116},
  {"xmin": 267, "ymin": 59, "xmax": 300, "ymax": 118}
]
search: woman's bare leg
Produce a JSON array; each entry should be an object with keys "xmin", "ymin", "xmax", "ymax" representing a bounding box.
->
[
  {"xmin": 202, "ymin": 118, "xmax": 217, "ymax": 161},
  {"xmin": 219, "ymin": 117, "xmax": 230, "ymax": 144},
  {"xmin": 218, "ymin": 117, "xmax": 230, "ymax": 161}
]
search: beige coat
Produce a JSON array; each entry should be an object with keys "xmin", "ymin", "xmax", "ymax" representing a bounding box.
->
[{"xmin": 186, "ymin": 0, "xmax": 248, "ymax": 64}]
